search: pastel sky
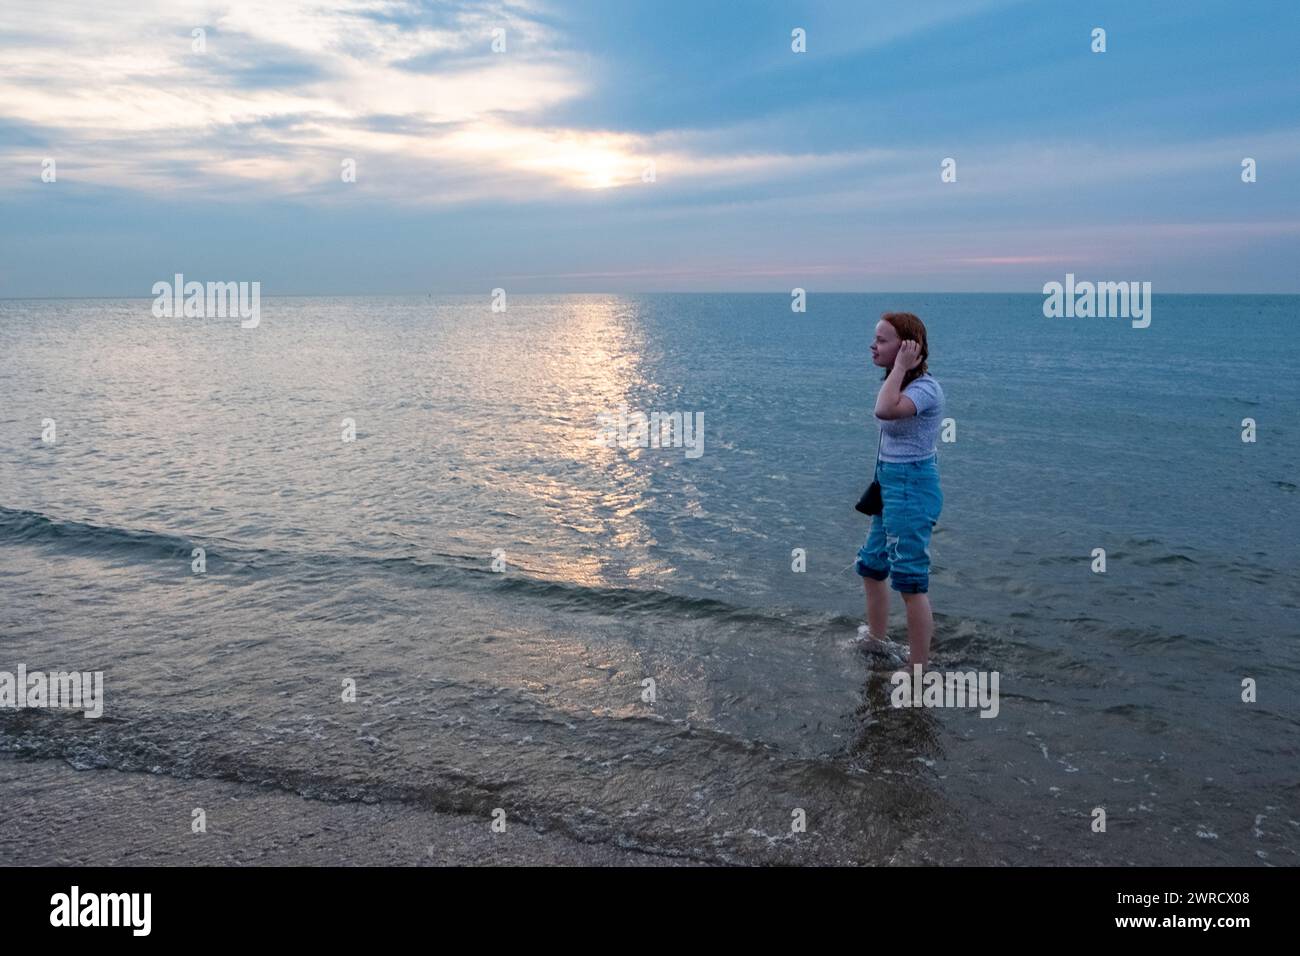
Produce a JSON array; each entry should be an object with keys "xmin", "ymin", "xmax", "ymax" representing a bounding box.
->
[{"xmin": 1, "ymin": 0, "xmax": 1297, "ymax": 295}]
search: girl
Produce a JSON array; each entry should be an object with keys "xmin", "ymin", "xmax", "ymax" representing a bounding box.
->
[{"xmin": 854, "ymin": 312, "xmax": 944, "ymax": 666}]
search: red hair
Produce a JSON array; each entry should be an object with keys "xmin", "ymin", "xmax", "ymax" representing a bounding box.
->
[{"xmin": 880, "ymin": 312, "xmax": 929, "ymax": 388}]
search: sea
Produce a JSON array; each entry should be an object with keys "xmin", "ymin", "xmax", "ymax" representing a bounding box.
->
[{"xmin": 1, "ymin": 292, "xmax": 1296, "ymax": 865}]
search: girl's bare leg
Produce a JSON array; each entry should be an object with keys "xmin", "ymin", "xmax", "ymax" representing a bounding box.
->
[
  {"xmin": 862, "ymin": 576, "xmax": 889, "ymax": 641},
  {"xmin": 900, "ymin": 591, "xmax": 933, "ymax": 665}
]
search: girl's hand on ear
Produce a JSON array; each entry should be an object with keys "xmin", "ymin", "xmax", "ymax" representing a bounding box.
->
[{"xmin": 896, "ymin": 340, "xmax": 923, "ymax": 371}]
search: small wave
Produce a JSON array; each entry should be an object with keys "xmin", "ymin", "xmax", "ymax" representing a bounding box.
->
[
  {"xmin": 0, "ymin": 700, "xmax": 944, "ymax": 866},
  {"xmin": 1138, "ymin": 553, "xmax": 1199, "ymax": 567},
  {"xmin": 0, "ymin": 505, "xmax": 866, "ymax": 634},
  {"xmin": 0, "ymin": 506, "xmax": 195, "ymax": 560}
]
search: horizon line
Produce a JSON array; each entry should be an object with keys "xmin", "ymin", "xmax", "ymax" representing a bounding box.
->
[{"xmin": 2, "ymin": 290, "xmax": 1298, "ymax": 302}]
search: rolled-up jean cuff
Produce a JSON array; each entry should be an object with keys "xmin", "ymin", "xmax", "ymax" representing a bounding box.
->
[
  {"xmin": 890, "ymin": 573, "xmax": 928, "ymax": 594},
  {"xmin": 855, "ymin": 559, "xmax": 889, "ymax": 581}
]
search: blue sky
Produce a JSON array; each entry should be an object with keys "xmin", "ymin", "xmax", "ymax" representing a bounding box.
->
[{"xmin": 1, "ymin": 0, "xmax": 1297, "ymax": 295}]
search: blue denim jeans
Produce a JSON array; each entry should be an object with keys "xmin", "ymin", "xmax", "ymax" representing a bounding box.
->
[{"xmin": 854, "ymin": 455, "xmax": 943, "ymax": 594}]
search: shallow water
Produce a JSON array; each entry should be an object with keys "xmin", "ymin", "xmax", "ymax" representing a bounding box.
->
[{"xmin": 1, "ymin": 293, "xmax": 1296, "ymax": 864}]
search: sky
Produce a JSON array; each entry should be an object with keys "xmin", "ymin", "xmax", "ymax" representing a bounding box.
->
[{"xmin": 1, "ymin": 0, "xmax": 1297, "ymax": 296}]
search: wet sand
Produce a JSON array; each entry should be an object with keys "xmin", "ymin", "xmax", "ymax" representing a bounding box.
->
[{"xmin": 0, "ymin": 754, "xmax": 705, "ymax": 866}]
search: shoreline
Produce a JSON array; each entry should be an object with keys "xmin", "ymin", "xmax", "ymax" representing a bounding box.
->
[{"xmin": 0, "ymin": 754, "xmax": 706, "ymax": 867}]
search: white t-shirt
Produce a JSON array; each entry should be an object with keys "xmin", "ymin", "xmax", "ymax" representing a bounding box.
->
[{"xmin": 876, "ymin": 373, "xmax": 944, "ymax": 462}]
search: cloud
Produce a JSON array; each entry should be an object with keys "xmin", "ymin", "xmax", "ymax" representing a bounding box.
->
[
  {"xmin": 0, "ymin": 0, "xmax": 598, "ymax": 195},
  {"xmin": 0, "ymin": 0, "xmax": 1024, "ymax": 203}
]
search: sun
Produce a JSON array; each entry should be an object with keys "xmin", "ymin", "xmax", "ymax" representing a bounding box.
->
[{"xmin": 513, "ymin": 131, "xmax": 638, "ymax": 189}]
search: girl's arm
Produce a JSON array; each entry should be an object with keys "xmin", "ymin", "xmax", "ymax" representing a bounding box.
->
[{"xmin": 874, "ymin": 341, "xmax": 922, "ymax": 420}]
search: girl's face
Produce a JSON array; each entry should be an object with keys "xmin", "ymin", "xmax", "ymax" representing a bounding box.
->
[{"xmin": 871, "ymin": 320, "xmax": 901, "ymax": 368}]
